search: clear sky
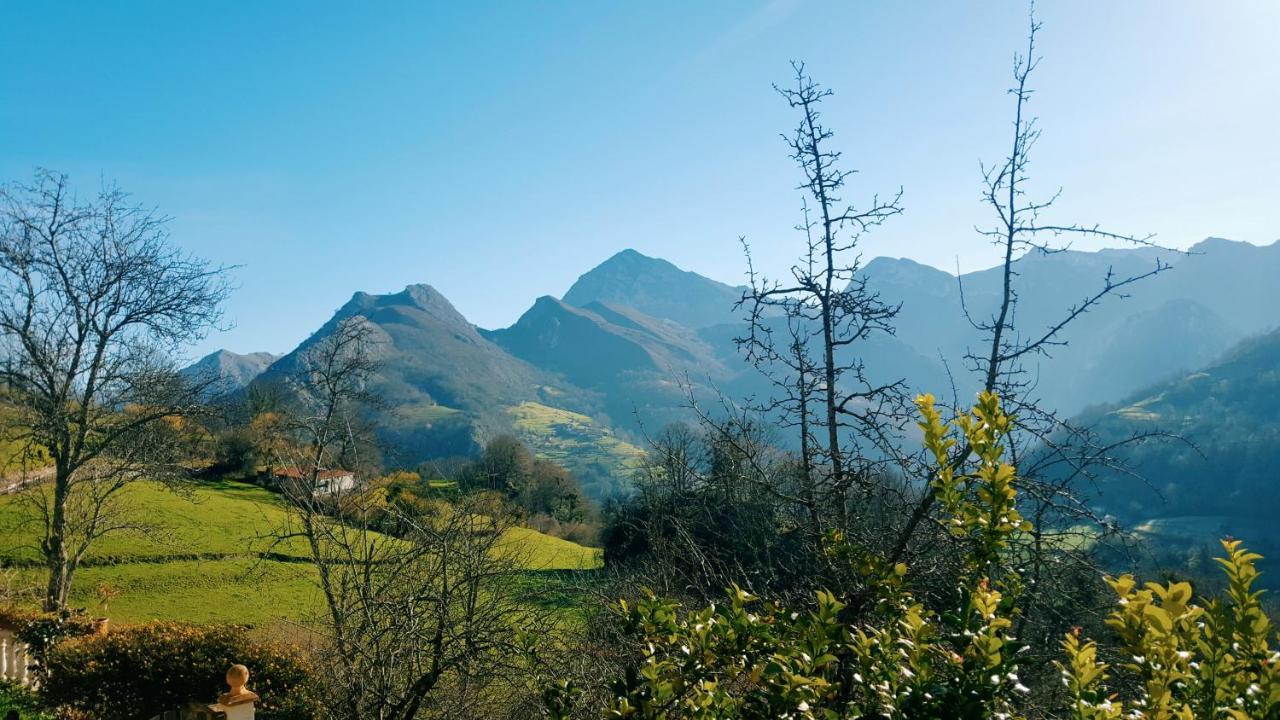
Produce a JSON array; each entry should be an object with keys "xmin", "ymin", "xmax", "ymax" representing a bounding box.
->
[{"xmin": 3, "ymin": 1, "xmax": 1278, "ymax": 359}]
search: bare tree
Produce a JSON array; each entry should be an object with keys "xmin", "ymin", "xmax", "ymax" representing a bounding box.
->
[
  {"xmin": 889, "ymin": 9, "xmax": 1175, "ymax": 566},
  {"xmin": 737, "ymin": 64, "xmax": 910, "ymax": 538},
  {"xmin": 0, "ymin": 170, "xmax": 230, "ymax": 610},
  {"xmin": 275, "ymin": 316, "xmax": 542, "ymax": 719}
]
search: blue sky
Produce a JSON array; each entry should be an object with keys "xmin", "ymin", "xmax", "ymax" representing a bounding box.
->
[{"xmin": 3, "ymin": 1, "xmax": 1278, "ymax": 359}]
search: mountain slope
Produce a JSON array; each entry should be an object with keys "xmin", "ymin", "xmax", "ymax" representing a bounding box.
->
[
  {"xmin": 256, "ymin": 284, "xmax": 587, "ymax": 462},
  {"xmin": 181, "ymin": 349, "xmax": 278, "ymax": 394},
  {"xmin": 253, "ymin": 284, "xmax": 644, "ymax": 497},
  {"xmin": 563, "ymin": 249, "xmax": 746, "ymax": 329},
  {"xmin": 488, "ymin": 296, "xmax": 728, "ymax": 388},
  {"xmin": 488, "ymin": 296, "xmax": 732, "ymax": 437},
  {"xmin": 1073, "ymin": 327, "xmax": 1280, "ymax": 524}
]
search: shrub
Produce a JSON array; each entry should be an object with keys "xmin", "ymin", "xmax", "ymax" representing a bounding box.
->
[
  {"xmin": 42, "ymin": 622, "xmax": 318, "ymax": 720},
  {"xmin": 0, "ymin": 607, "xmax": 96, "ymax": 682},
  {"xmin": 548, "ymin": 392, "xmax": 1280, "ymax": 719},
  {"xmin": 0, "ymin": 680, "xmax": 53, "ymax": 720}
]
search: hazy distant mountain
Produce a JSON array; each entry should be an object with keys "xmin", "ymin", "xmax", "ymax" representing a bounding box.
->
[
  {"xmin": 1061, "ymin": 327, "xmax": 1280, "ymax": 575},
  {"xmin": 1075, "ymin": 327, "xmax": 1280, "ymax": 521},
  {"xmin": 181, "ymin": 349, "xmax": 277, "ymax": 394},
  {"xmin": 563, "ymin": 249, "xmax": 747, "ymax": 329},
  {"xmin": 252, "ymin": 238, "xmax": 1278, "ymax": 500},
  {"xmin": 859, "ymin": 239, "xmax": 1280, "ymax": 414}
]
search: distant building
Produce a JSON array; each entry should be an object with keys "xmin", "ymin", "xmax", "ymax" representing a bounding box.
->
[{"xmin": 267, "ymin": 467, "xmax": 357, "ymax": 496}]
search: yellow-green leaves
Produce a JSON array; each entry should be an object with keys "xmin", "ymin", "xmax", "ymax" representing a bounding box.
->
[
  {"xmin": 916, "ymin": 391, "xmax": 1027, "ymax": 573},
  {"xmin": 1076, "ymin": 541, "xmax": 1280, "ymax": 719},
  {"xmin": 575, "ymin": 394, "xmax": 1280, "ymax": 720}
]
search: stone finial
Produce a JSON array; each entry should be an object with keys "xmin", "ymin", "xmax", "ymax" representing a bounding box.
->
[{"xmin": 218, "ymin": 663, "xmax": 260, "ymax": 706}]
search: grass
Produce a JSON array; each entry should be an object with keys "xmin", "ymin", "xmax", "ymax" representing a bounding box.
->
[
  {"xmin": 499, "ymin": 525, "xmax": 602, "ymax": 571},
  {"xmin": 508, "ymin": 401, "xmax": 645, "ymax": 474},
  {"xmin": 1111, "ymin": 392, "xmax": 1166, "ymax": 422},
  {"xmin": 0, "ymin": 479, "xmax": 312, "ymax": 564},
  {"xmin": 0, "ymin": 478, "xmax": 600, "ymax": 626}
]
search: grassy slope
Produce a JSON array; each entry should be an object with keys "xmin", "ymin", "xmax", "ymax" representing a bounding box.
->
[
  {"xmin": 0, "ymin": 479, "xmax": 600, "ymax": 625},
  {"xmin": 509, "ymin": 400, "xmax": 644, "ymax": 476}
]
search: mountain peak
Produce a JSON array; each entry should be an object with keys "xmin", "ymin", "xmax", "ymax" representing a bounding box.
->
[
  {"xmin": 344, "ymin": 283, "xmax": 461, "ymax": 317},
  {"xmin": 563, "ymin": 250, "xmax": 744, "ymax": 329},
  {"xmin": 1189, "ymin": 237, "xmax": 1252, "ymax": 253},
  {"xmin": 180, "ymin": 349, "xmax": 279, "ymax": 393}
]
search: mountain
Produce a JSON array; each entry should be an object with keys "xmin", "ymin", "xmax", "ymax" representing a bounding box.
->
[
  {"xmin": 1062, "ymin": 327, "xmax": 1280, "ymax": 575},
  {"xmin": 858, "ymin": 239, "xmax": 1280, "ymax": 414},
  {"xmin": 252, "ymin": 284, "xmax": 638, "ymax": 497},
  {"xmin": 245, "ymin": 239, "xmax": 1278, "ymax": 502},
  {"xmin": 181, "ymin": 349, "xmax": 277, "ymax": 394},
  {"xmin": 487, "ymin": 296, "xmax": 725, "ymax": 388},
  {"xmin": 256, "ymin": 284, "xmax": 565, "ymax": 458},
  {"xmin": 1077, "ymin": 327, "xmax": 1280, "ymax": 521},
  {"xmin": 487, "ymin": 295, "xmax": 734, "ymax": 436},
  {"xmin": 563, "ymin": 249, "xmax": 746, "ymax": 329}
]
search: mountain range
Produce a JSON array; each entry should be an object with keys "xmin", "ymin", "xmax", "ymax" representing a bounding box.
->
[{"xmin": 190, "ymin": 238, "xmax": 1280, "ymax": 500}]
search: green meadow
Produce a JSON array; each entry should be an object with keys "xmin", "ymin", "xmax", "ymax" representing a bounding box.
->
[{"xmin": 0, "ymin": 479, "xmax": 600, "ymax": 626}]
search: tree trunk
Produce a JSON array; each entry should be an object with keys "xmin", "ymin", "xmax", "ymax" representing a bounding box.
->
[{"xmin": 43, "ymin": 464, "xmax": 72, "ymax": 611}]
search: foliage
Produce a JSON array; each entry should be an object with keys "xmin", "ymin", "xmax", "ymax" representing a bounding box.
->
[
  {"xmin": 42, "ymin": 622, "xmax": 318, "ymax": 720},
  {"xmin": 0, "ymin": 607, "xmax": 96, "ymax": 682},
  {"xmin": 602, "ymin": 420, "xmax": 814, "ymax": 600},
  {"xmin": 457, "ymin": 435, "xmax": 588, "ymax": 521},
  {"xmin": 0, "ymin": 681, "xmax": 52, "ymax": 720},
  {"xmin": 1059, "ymin": 539, "xmax": 1280, "ymax": 719},
  {"xmin": 550, "ymin": 393, "xmax": 1280, "ymax": 719}
]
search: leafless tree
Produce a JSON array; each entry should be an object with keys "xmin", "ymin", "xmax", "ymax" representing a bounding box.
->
[
  {"xmin": 889, "ymin": 8, "xmax": 1175, "ymax": 566},
  {"xmin": 0, "ymin": 170, "xmax": 230, "ymax": 610},
  {"xmin": 737, "ymin": 64, "xmax": 911, "ymax": 539},
  {"xmin": 274, "ymin": 317, "xmax": 544, "ymax": 719}
]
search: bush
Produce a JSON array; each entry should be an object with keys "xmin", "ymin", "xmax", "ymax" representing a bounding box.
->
[
  {"xmin": 0, "ymin": 607, "xmax": 96, "ymax": 682},
  {"xmin": 42, "ymin": 622, "xmax": 318, "ymax": 720},
  {"xmin": 0, "ymin": 680, "xmax": 53, "ymax": 720},
  {"xmin": 549, "ymin": 393, "xmax": 1280, "ymax": 719}
]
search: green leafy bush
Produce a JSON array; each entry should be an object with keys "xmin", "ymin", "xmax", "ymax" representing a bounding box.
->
[
  {"xmin": 548, "ymin": 392, "xmax": 1280, "ymax": 719},
  {"xmin": 0, "ymin": 680, "xmax": 53, "ymax": 720},
  {"xmin": 42, "ymin": 622, "xmax": 318, "ymax": 720}
]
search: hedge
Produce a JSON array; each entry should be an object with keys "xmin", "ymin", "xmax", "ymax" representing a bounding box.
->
[{"xmin": 42, "ymin": 622, "xmax": 318, "ymax": 720}]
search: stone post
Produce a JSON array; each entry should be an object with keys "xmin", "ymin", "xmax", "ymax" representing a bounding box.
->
[{"xmin": 208, "ymin": 664, "xmax": 259, "ymax": 720}]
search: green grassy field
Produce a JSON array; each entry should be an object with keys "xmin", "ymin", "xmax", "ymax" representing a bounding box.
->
[
  {"xmin": 0, "ymin": 479, "xmax": 600, "ymax": 626},
  {"xmin": 509, "ymin": 401, "xmax": 645, "ymax": 473}
]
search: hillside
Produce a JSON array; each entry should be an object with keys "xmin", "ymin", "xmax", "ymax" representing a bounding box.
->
[
  {"xmin": 1062, "ymin": 328, "xmax": 1280, "ymax": 570},
  {"xmin": 252, "ymin": 284, "xmax": 649, "ymax": 497},
  {"xmin": 255, "ymin": 284, "xmax": 592, "ymax": 462},
  {"xmin": 1077, "ymin": 327, "xmax": 1280, "ymax": 520},
  {"xmin": 488, "ymin": 297, "xmax": 735, "ymax": 437},
  {"xmin": 0, "ymin": 479, "xmax": 601, "ymax": 625}
]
